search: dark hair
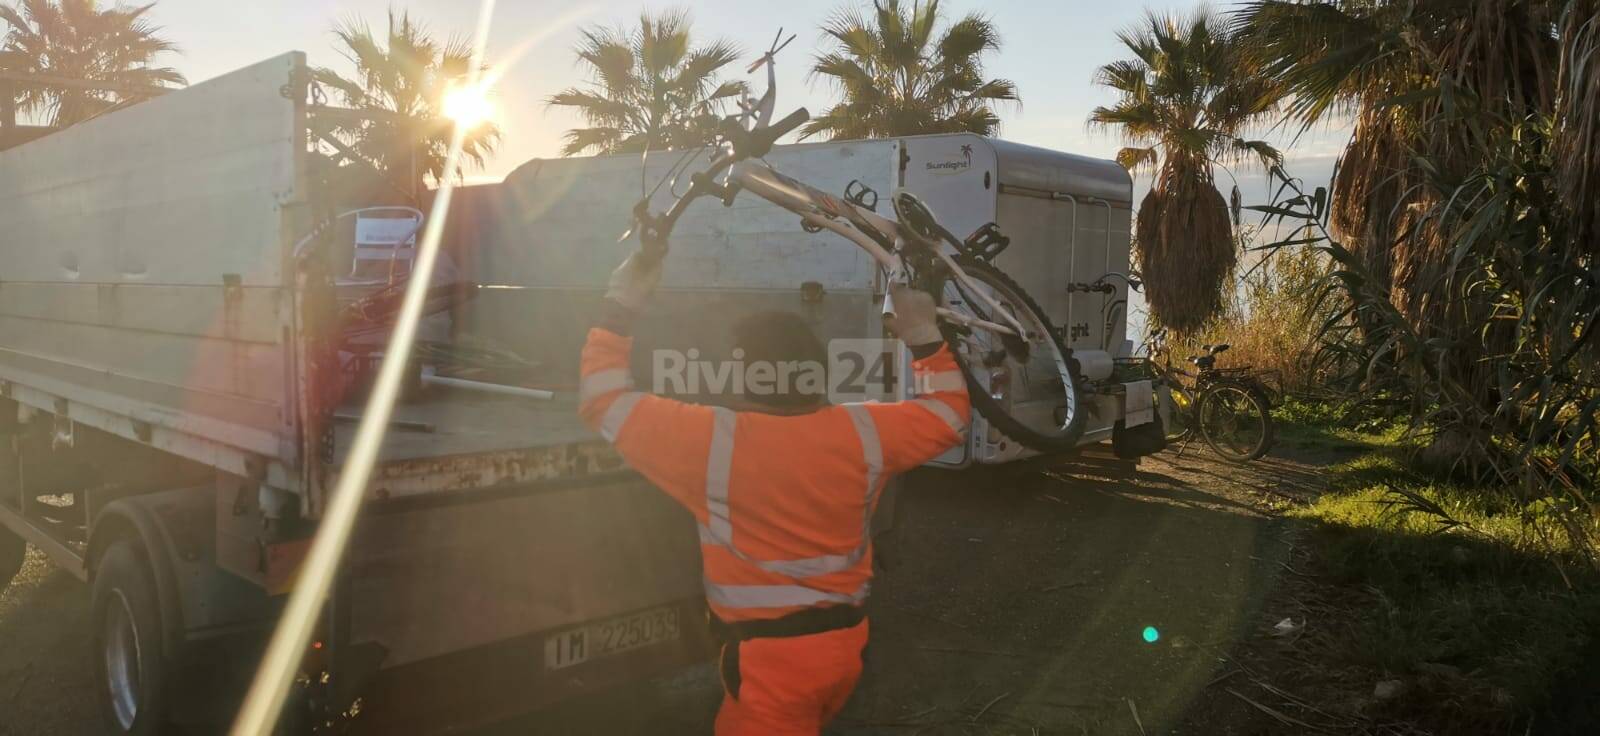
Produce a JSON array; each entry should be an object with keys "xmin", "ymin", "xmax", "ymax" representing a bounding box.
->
[{"xmin": 730, "ymin": 311, "xmax": 828, "ymax": 411}]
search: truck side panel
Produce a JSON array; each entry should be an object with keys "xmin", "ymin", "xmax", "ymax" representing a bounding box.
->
[
  {"xmin": 453, "ymin": 141, "xmax": 895, "ymax": 381},
  {"xmin": 0, "ymin": 56, "xmax": 300, "ymax": 287},
  {"xmin": 0, "ymin": 53, "xmax": 306, "ymax": 486},
  {"xmin": 477, "ymin": 140, "xmax": 895, "ymax": 291},
  {"xmin": 346, "ymin": 476, "xmax": 701, "ymax": 667}
]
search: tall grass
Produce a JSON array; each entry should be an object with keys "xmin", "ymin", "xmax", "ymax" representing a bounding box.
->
[
  {"xmin": 1252, "ymin": 150, "xmax": 1600, "ymax": 566},
  {"xmin": 1147, "ymin": 230, "xmax": 1346, "ymax": 394}
]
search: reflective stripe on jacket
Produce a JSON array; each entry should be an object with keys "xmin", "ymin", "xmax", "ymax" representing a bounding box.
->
[{"xmin": 578, "ymin": 328, "xmax": 971, "ymax": 622}]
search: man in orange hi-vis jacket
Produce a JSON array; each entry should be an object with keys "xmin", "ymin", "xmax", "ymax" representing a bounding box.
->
[{"xmin": 577, "ymin": 251, "xmax": 971, "ymax": 735}]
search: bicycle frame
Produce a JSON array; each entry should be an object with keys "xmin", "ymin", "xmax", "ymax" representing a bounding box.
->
[
  {"xmin": 1149, "ymin": 345, "xmax": 1270, "ymax": 404},
  {"xmin": 629, "ymin": 38, "xmax": 1028, "ymax": 342},
  {"xmin": 728, "ymin": 161, "xmax": 1028, "ymax": 338}
]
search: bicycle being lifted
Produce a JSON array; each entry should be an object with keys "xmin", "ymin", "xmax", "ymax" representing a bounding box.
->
[{"xmin": 623, "ymin": 33, "xmax": 1086, "ymax": 451}]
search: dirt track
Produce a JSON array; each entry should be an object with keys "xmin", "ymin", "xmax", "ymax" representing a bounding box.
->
[{"xmin": 0, "ymin": 447, "xmax": 1334, "ymax": 735}]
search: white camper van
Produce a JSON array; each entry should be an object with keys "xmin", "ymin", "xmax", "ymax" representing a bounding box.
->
[{"xmin": 456, "ymin": 134, "xmax": 1139, "ymax": 466}]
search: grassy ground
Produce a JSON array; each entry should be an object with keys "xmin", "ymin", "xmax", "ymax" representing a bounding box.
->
[{"xmin": 1258, "ymin": 401, "xmax": 1600, "ymax": 733}]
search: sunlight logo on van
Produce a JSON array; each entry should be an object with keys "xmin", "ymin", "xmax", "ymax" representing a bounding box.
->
[{"xmin": 924, "ymin": 144, "xmax": 974, "ymax": 175}]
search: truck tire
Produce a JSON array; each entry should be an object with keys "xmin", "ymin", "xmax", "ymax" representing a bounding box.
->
[
  {"xmin": 92, "ymin": 540, "xmax": 172, "ymax": 735},
  {"xmin": 0, "ymin": 526, "xmax": 23, "ymax": 590}
]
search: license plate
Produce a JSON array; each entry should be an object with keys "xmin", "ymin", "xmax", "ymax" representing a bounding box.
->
[{"xmin": 543, "ymin": 605, "xmax": 682, "ymax": 671}]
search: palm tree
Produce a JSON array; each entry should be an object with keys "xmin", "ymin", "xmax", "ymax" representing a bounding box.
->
[
  {"xmin": 1230, "ymin": 1, "xmax": 1600, "ymax": 532},
  {"xmin": 0, "ymin": 0, "xmax": 185, "ymax": 127},
  {"xmin": 548, "ymin": 9, "xmax": 745, "ymax": 156},
  {"xmin": 1231, "ymin": 0, "xmax": 1560, "ymax": 324},
  {"xmin": 313, "ymin": 10, "xmax": 499, "ymax": 201},
  {"xmin": 1090, "ymin": 8, "xmax": 1279, "ymax": 333},
  {"xmin": 802, "ymin": 0, "xmax": 1017, "ymax": 140}
]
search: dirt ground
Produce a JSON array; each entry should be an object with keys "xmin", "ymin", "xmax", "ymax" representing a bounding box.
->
[{"xmin": 0, "ymin": 444, "xmax": 1344, "ymax": 735}]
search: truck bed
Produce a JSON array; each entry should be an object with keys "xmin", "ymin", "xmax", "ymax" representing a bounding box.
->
[
  {"xmin": 333, "ymin": 387, "xmax": 622, "ymax": 502},
  {"xmin": 337, "ymin": 390, "xmax": 587, "ymax": 462}
]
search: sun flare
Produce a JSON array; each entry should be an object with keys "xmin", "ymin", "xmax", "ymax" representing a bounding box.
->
[{"xmin": 442, "ymin": 83, "xmax": 495, "ymax": 128}]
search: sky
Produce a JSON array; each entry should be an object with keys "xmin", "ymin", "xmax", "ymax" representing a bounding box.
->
[
  {"xmin": 122, "ymin": 0, "xmax": 1350, "ymax": 344},
  {"xmin": 138, "ymin": 0, "xmax": 1348, "ymax": 197}
]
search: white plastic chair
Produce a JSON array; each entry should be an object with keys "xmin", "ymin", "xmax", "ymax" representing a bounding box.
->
[{"xmin": 346, "ymin": 206, "xmax": 424, "ymax": 285}]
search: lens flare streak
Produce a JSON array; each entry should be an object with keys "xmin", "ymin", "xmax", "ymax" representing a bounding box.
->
[{"xmin": 229, "ymin": 2, "xmax": 506, "ymax": 734}]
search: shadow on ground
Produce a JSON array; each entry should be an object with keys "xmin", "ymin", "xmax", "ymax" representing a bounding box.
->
[
  {"xmin": 481, "ymin": 449, "xmax": 1314, "ymax": 736},
  {"xmin": 0, "ymin": 447, "xmax": 1322, "ymax": 736}
]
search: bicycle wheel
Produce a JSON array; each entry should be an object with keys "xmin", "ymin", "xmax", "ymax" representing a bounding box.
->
[
  {"xmin": 1197, "ymin": 383, "xmax": 1273, "ymax": 462},
  {"xmin": 938, "ymin": 256, "xmax": 1086, "ymax": 452}
]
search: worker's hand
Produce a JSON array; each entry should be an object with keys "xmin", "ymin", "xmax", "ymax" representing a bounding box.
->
[
  {"xmin": 605, "ymin": 251, "xmax": 664, "ymax": 311},
  {"xmin": 884, "ymin": 285, "xmax": 942, "ymax": 347}
]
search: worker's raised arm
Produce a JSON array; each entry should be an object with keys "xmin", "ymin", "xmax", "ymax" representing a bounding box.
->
[
  {"xmin": 576, "ymin": 254, "xmax": 715, "ymax": 517},
  {"xmin": 866, "ymin": 286, "xmax": 972, "ymax": 473},
  {"xmin": 862, "ymin": 343, "xmax": 971, "ymax": 473}
]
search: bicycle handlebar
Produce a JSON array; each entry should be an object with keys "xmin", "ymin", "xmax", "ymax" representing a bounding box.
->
[
  {"xmin": 627, "ymin": 34, "xmax": 811, "ymax": 263},
  {"xmin": 738, "ymin": 107, "xmax": 809, "ymax": 159},
  {"xmin": 632, "ymin": 107, "xmax": 809, "ymax": 265}
]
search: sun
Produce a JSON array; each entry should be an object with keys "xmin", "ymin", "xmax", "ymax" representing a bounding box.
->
[{"xmin": 442, "ymin": 83, "xmax": 495, "ymax": 128}]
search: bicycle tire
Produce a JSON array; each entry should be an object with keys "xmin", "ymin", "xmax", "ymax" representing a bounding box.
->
[
  {"xmin": 937, "ymin": 256, "xmax": 1086, "ymax": 452},
  {"xmin": 1197, "ymin": 382, "xmax": 1273, "ymax": 462},
  {"xmin": 1247, "ymin": 382, "xmax": 1278, "ymax": 455}
]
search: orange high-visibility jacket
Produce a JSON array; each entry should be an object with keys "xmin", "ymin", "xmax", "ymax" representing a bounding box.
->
[{"xmin": 578, "ymin": 328, "xmax": 971, "ymax": 623}]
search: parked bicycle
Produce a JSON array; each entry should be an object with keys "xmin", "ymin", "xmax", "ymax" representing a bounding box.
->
[
  {"xmin": 622, "ymin": 33, "xmax": 1085, "ymax": 451},
  {"xmin": 1146, "ymin": 330, "xmax": 1276, "ymax": 463}
]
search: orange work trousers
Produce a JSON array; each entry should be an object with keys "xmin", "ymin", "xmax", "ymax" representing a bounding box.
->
[{"xmin": 713, "ymin": 619, "xmax": 869, "ymax": 736}]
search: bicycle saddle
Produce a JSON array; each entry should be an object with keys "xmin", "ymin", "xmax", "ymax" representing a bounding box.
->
[{"xmin": 1191, "ymin": 344, "xmax": 1229, "ymax": 369}]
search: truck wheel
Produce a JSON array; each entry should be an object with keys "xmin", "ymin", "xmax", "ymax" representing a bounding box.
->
[
  {"xmin": 92, "ymin": 540, "xmax": 172, "ymax": 735},
  {"xmin": 0, "ymin": 526, "xmax": 24, "ymax": 590}
]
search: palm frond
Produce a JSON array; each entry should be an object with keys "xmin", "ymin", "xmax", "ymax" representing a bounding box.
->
[
  {"xmin": 560, "ymin": 126, "xmax": 625, "ymax": 157},
  {"xmin": 313, "ymin": 9, "xmax": 500, "ymax": 198},
  {"xmin": 1116, "ymin": 146, "xmax": 1159, "ymax": 172},
  {"xmin": 1094, "ymin": 59, "xmax": 1149, "ymax": 96},
  {"xmin": 806, "ymin": 0, "xmax": 1017, "ymax": 140},
  {"xmin": 1232, "ymin": 138, "xmax": 1284, "ymax": 168},
  {"xmin": 547, "ymin": 87, "xmax": 638, "ymax": 126},
  {"xmin": 0, "ymin": 0, "xmax": 185, "ymax": 126},
  {"xmin": 937, "ymin": 13, "xmax": 1001, "ymax": 62},
  {"xmin": 549, "ymin": 9, "xmax": 744, "ymax": 155},
  {"xmin": 969, "ymin": 75, "xmax": 1018, "ymax": 99}
]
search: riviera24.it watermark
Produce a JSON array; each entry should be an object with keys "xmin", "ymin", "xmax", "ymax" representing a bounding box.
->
[{"xmin": 652, "ymin": 338, "xmax": 928, "ymax": 403}]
